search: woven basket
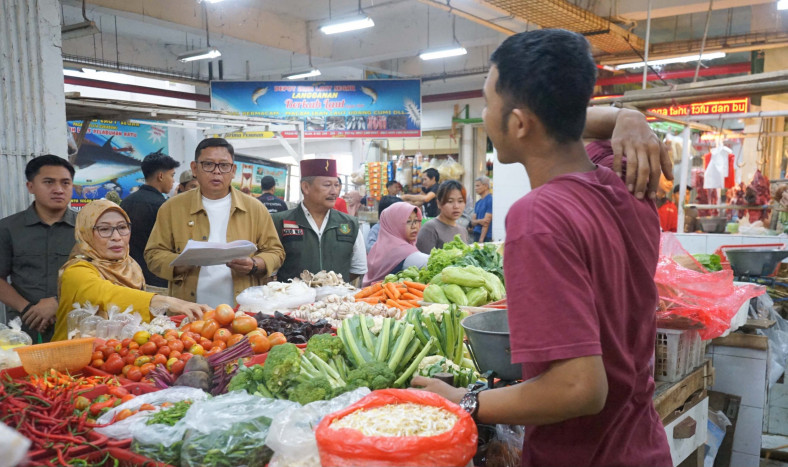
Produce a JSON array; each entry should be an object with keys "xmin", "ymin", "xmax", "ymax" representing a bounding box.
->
[{"xmin": 14, "ymin": 337, "xmax": 95, "ymax": 375}]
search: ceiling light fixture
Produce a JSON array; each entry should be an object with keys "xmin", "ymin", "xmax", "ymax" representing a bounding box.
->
[
  {"xmin": 201, "ymin": 0, "xmax": 226, "ymax": 3},
  {"xmin": 419, "ymin": 14, "xmax": 466, "ymax": 61},
  {"xmin": 420, "ymin": 47, "xmax": 468, "ymax": 61},
  {"xmin": 178, "ymin": 47, "xmax": 222, "ymax": 62},
  {"xmin": 284, "ymin": 69, "xmax": 322, "ymax": 80},
  {"xmin": 321, "ymin": 16, "xmax": 375, "ymax": 35},
  {"xmin": 615, "ymin": 52, "xmax": 726, "ymax": 70},
  {"xmin": 778, "ymin": 0, "xmax": 788, "ymax": 10},
  {"xmin": 321, "ymin": 0, "xmax": 374, "ymax": 35}
]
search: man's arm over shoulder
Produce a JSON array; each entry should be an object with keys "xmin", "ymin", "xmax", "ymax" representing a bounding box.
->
[{"xmin": 144, "ymin": 201, "xmax": 179, "ymax": 281}]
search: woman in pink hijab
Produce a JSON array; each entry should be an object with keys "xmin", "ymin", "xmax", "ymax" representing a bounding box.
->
[{"xmin": 363, "ymin": 203, "xmax": 429, "ymax": 286}]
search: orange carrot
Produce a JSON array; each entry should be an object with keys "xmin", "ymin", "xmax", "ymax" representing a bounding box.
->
[
  {"xmin": 368, "ymin": 289, "xmax": 386, "ymax": 298},
  {"xmin": 384, "ymin": 282, "xmax": 401, "ymax": 300},
  {"xmin": 403, "ymin": 281, "xmax": 427, "ymax": 291},
  {"xmin": 355, "ymin": 282, "xmax": 382, "ymax": 299},
  {"xmin": 358, "ymin": 297, "xmax": 382, "ymax": 304},
  {"xmin": 386, "ymin": 299, "xmax": 409, "ymax": 311},
  {"xmin": 406, "ymin": 287, "xmax": 424, "ymax": 297},
  {"xmin": 401, "ymin": 292, "xmax": 420, "ymax": 301}
]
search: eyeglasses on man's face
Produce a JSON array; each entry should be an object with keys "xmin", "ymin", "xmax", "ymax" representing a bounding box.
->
[
  {"xmin": 93, "ymin": 223, "xmax": 131, "ymax": 238},
  {"xmin": 199, "ymin": 161, "xmax": 234, "ymax": 173}
]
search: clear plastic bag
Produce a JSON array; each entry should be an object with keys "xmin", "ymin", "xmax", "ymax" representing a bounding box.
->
[
  {"xmin": 314, "ymin": 286, "xmax": 357, "ymax": 302},
  {"xmin": 0, "ymin": 423, "xmax": 30, "ymax": 467},
  {"xmin": 267, "ymin": 388, "xmax": 371, "ymax": 467},
  {"xmin": 655, "ymin": 234, "xmax": 766, "ymax": 339},
  {"xmin": 0, "ymin": 347, "xmax": 22, "ymax": 369},
  {"xmin": 180, "ymin": 391, "xmax": 299, "ymax": 467},
  {"xmin": 0, "ymin": 318, "xmax": 32, "ymax": 348},
  {"xmin": 237, "ymin": 282, "xmax": 317, "ymax": 315}
]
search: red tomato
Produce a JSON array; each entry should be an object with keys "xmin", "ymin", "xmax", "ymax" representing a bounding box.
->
[
  {"xmin": 267, "ymin": 332, "xmax": 287, "ymax": 347},
  {"xmin": 153, "ymin": 354, "xmax": 168, "ymax": 366},
  {"xmin": 119, "ymin": 347, "xmax": 130, "ymax": 357},
  {"xmin": 92, "ymin": 350, "xmax": 104, "ymax": 361},
  {"xmin": 249, "ymin": 335, "xmax": 271, "ymax": 354},
  {"xmin": 126, "ymin": 367, "xmax": 143, "ymax": 382},
  {"xmin": 102, "ymin": 358, "xmax": 124, "ymax": 375},
  {"xmin": 246, "ymin": 329, "xmax": 266, "ymax": 340},
  {"xmin": 140, "ymin": 342, "xmax": 157, "ymax": 356},
  {"xmin": 189, "ymin": 344, "xmax": 204, "ymax": 356},
  {"xmin": 171, "ymin": 360, "xmax": 186, "ymax": 375},
  {"xmin": 211, "ymin": 340, "xmax": 227, "ymax": 352},
  {"xmin": 231, "ymin": 315, "xmax": 257, "ymax": 335},
  {"xmin": 205, "ymin": 347, "xmax": 221, "ymax": 357},
  {"xmin": 91, "ymin": 358, "xmax": 104, "ymax": 368},
  {"xmin": 181, "ymin": 323, "xmax": 193, "ymax": 333},
  {"xmin": 139, "ymin": 363, "xmax": 156, "ymax": 376},
  {"xmin": 179, "ymin": 353, "xmax": 194, "ymax": 363},
  {"xmin": 201, "ymin": 319, "xmax": 220, "ymax": 340},
  {"xmin": 150, "ymin": 334, "xmax": 166, "ymax": 347},
  {"xmin": 181, "ymin": 336, "xmax": 197, "ymax": 349},
  {"xmin": 122, "ymin": 364, "xmax": 133, "ymax": 376},
  {"xmin": 190, "ymin": 320, "xmax": 206, "ymax": 335},
  {"xmin": 169, "ymin": 340, "xmax": 184, "ymax": 353},
  {"xmin": 227, "ymin": 334, "xmax": 244, "ymax": 347},
  {"xmin": 213, "ymin": 328, "xmax": 232, "ymax": 342},
  {"xmin": 164, "ymin": 330, "xmax": 179, "ymax": 341},
  {"xmin": 214, "ymin": 304, "xmax": 235, "ymax": 327},
  {"xmin": 157, "ymin": 345, "xmax": 171, "ymax": 357},
  {"xmin": 108, "ymin": 386, "xmax": 130, "ymax": 397},
  {"xmin": 199, "ymin": 338, "xmax": 213, "ymax": 351},
  {"xmin": 105, "ymin": 339, "xmax": 120, "ymax": 349},
  {"xmin": 202, "ymin": 310, "xmax": 216, "ymax": 322},
  {"xmin": 121, "ymin": 338, "xmax": 132, "ymax": 347},
  {"xmin": 134, "ymin": 356, "xmax": 152, "ymax": 367},
  {"xmin": 128, "ymin": 341, "xmax": 140, "ymax": 351},
  {"xmin": 169, "ymin": 350, "xmax": 182, "ymax": 360},
  {"xmin": 115, "ymin": 409, "xmax": 134, "ymax": 422}
]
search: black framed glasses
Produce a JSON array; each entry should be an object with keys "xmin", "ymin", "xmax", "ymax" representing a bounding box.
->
[
  {"xmin": 93, "ymin": 223, "xmax": 131, "ymax": 238},
  {"xmin": 199, "ymin": 161, "xmax": 234, "ymax": 173}
]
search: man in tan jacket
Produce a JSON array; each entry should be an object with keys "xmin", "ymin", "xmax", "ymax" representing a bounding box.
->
[{"xmin": 144, "ymin": 138, "xmax": 285, "ymax": 307}]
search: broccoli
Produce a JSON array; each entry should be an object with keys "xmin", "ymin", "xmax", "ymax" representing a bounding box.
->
[
  {"xmin": 262, "ymin": 343, "xmax": 301, "ymax": 396},
  {"xmin": 305, "ymin": 334, "xmax": 348, "ymax": 380},
  {"xmin": 287, "ymin": 376, "xmax": 333, "ymax": 405},
  {"xmin": 227, "ymin": 364, "xmax": 276, "ymax": 397},
  {"xmin": 345, "ymin": 361, "xmax": 396, "ymax": 390}
]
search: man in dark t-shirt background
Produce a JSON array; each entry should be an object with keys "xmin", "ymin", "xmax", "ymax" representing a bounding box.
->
[
  {"xmin": 412, "ymin": 29, "xmax": 673, "ymax": 467},
  {"xmin": 258, "ymin": 175, "xmax": 288, "ymax": 214},
  {"xmin": 402, "ymin": 168, "xmax": 439, "ymax": 218}
]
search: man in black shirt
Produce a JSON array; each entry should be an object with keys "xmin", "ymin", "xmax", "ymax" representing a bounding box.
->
[
  {"xmin": 258, "ymin": 175, "xmax": 289, "ymax": 213},
  {"xmin": 402, "ymin": 168, "xmax": 440, "ymax": 218},
  {"xmin": 0, "ymin": 155, "xmax": 77, "ymax": 342},
  {"xmin": 120, "ymin": 152, "xmax": 180, "ymax": 288}
]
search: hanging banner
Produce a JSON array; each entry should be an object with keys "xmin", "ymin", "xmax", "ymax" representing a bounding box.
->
[
  {"xmin": 210, "ymin": 79, "xmax": 421, "ymax": 139},
  {"xmin": 232, "ymin": 155, "xmax": 289, "ymax": 199},
  {"xmin": 648, "ymin": 98, "xmax": 749, "ymax": 118},
  {"xmin": 67, "ymin": 120, "xmax": 168, "ymax": 209}
]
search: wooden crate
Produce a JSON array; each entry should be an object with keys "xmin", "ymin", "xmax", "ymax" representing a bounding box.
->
[{"xmin": 654, "ymin": 359, "xmax": 714, "ymax": 423}]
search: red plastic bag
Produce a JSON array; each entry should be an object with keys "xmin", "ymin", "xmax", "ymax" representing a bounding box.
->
[
  {"xmin": 315, "ymin": 389, "xmax": 478, "ymax": 467},
  {"xmin": 655, "ymin": 233, "xmax": 765, "ymax": 339}
]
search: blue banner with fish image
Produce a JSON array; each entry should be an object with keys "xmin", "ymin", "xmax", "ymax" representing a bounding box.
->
[
  {"xmin": 67, "ymin": 120, "xmax": 168, "ymax": 209},
  {"xmin": 210, "ymin": 79, "xmax": 421, "ymax": 138}
]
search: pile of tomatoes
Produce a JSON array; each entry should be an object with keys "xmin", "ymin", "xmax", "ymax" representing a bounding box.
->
[{"xmin": 91, "ymin": 305, "xmax": 288, "ymax": 381}]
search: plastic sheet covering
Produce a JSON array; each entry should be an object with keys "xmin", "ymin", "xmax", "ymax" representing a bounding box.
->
[
  {"xmin": 315, "ymin": 389, "xmax": 477, "ymax": 467},
  {"xmin": 655, "ymin": 234, "xmax": 765, "ymax": 339}
]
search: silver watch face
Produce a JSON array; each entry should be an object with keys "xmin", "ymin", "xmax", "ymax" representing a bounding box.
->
[{"xmin": 460, "ymin": 393, "xmax": 478, "ymax": 414}]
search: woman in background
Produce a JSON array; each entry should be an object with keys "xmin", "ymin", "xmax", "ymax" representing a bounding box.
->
[
  {"xmin": 416, "ymin": 180, "xmax": 469, "ymax": 253},
  {"xmin": 363, "ymin": 203, "xmax": 428, "ymax": 286},
  {"xmin": 53, "ymin": 200, "xmax": 207, "ymax": 340}
]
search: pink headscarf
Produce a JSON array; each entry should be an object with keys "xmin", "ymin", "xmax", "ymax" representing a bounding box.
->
[{"xmin": 363, "ymin": 203, "xmax": 422, "ymax": 286}]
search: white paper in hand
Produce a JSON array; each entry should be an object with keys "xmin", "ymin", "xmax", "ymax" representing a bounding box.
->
[{"xmin": 169, "ymin": 239, "xmax": 257, "ymax": 267}]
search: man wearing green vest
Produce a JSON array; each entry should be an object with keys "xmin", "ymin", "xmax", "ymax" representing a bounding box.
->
[{"xmin": 272, "ymin": 159, "xmax": 367, "ymax": 282}]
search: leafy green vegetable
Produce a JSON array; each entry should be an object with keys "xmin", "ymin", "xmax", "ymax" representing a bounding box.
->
[
  {"xmin": 146, "ymin": 400, "xmax": 192, "ymax": 426},
  {"xmin": 693, "ymin": 254, "xmax": 722, "ymax": 272},
  {"xmin": 181, "ymin": 416, "xmax": 274, "ymax": 467},
  {"xmin": 287, "ymin": 377, "xmax": 334, "ymax": 405}
]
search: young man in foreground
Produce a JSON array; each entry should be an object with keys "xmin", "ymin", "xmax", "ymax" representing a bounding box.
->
[{"xmin": 412, "ymin": 29, "xmax": 672, "ymax": 466}]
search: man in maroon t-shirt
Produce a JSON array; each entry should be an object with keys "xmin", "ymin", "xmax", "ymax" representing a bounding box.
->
[{"xmin": 412, "ymin": 29, "xmax": 672, "ymax": 467}]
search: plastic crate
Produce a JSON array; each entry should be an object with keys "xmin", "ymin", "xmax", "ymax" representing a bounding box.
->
[
  {"xmin": 66, "ymin": 447, "xmax": 173, "ymax": 467},
  {"xmin": 655, "ymin": 328, "xmax": 701, "ymax": 383}
]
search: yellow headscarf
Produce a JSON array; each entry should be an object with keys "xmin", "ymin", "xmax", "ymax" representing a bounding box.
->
[{"xmin": 59, "ymin": 199, "xmax": 145, "ymax": 291}]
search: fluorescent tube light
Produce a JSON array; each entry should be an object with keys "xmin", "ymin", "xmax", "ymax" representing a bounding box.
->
[
  {"xmin": 419, "ymin": 46, "xmax": 467, "ymax": 61},
  {"xmin": 284, "ymin": 69, "xmax": 322, "ymax": 80},
  {"xmin": 178, "ymin": 47, "xmax": 222, "ymax": 62},
  {"xmin": 615, "ymin": 52, "xmax": 726, "ymax": 70},
  {"xmin": 320, "ymin": 16, "xmax": 375, "ymax": 35},
  {"xmin": 778, "ymin": 0, "xmax": 788, "ymax": 10}
]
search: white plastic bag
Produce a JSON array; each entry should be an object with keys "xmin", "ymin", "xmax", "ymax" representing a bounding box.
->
[
  {"xmin": 237, "ymin": 282, "xmax": 317, "ymax": 315},
  {"xmin": 0, "ymin": 318, "xmax": 32, "ymax": 347},
  {"xmin": 0, "ymin": 423, "xmax": 30, "ymax": 467},
  {"xmin": 0, "ymin": 348, "xmax": 22, "ymax": 369},
  {"xmin": 314, "ymin": 286, "xmax": 356, "ymax": 302},
  {"xmin": 180, "ymin": 391, "xmax": 298, "ymax": 467},
  {"xmin": 267, "ymin": 388, "xmax": 371, "ymax": 467}
]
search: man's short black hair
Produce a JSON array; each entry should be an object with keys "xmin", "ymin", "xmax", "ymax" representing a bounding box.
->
[
  {"xmin": 386, "ymin": 180, "xmax": 400, "ymax": 189},
  {"xmin": 260, "ymin": 175, "xmax": 276, "ymax": 190},
  {"xmin": 195, "ymin": 137, "xmax": 234, "ymax": 161},
  {"xmin": 423, "ymin": 168, "xmax": 440, "ymax": 183},
  {"xmin": 141, "ymin": 152, "xmax": 180, "ymax": 179},
  {"xmin": 25, "ymin": 155, "xmax": 75, "ymax": 182},
  {"xmin": 490, "ymin": 29, "xmax": 597, "ymax": 144},
  {"xmin": 378, "ymin": 195, "xmax": 403, "ymax": 216}
]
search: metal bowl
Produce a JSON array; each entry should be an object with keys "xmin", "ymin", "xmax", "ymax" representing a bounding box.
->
[
  {"xmin": 726, "ymin": 248, "xmax": 788, "ymax": 277},
  {"xmin": 461, "ymin": 309, "xmax": 521, "ymax": 381},
  {"xmin": 698, "ymin": 216, "xmax": 727, "ymax": 234}
]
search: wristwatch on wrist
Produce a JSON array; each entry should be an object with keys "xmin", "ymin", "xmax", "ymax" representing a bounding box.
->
[
  {"xmin": 248, "ymin": 259, "xmax": 259, "ymax": 276},
  {"xmin": 22, "ymin": 300, "xmax": 39, "ymax": 314},
  {"xmin": 459, "ymin": 389, "xmax": 481, "ymax": 421}
]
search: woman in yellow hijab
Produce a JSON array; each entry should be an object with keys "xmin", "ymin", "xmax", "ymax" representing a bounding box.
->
[{"xmin": 53, "ymin": 200, "xmax": 208, "ymax": 341}]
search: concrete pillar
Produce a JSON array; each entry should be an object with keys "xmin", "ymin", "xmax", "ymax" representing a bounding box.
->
[
  {"xmin": 461, "ymin": 124, "xmax": 473, "ymax": 191},
  {"xmin": 0, "ymin": 0, "xmax": 67, "ymax": 219}
]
